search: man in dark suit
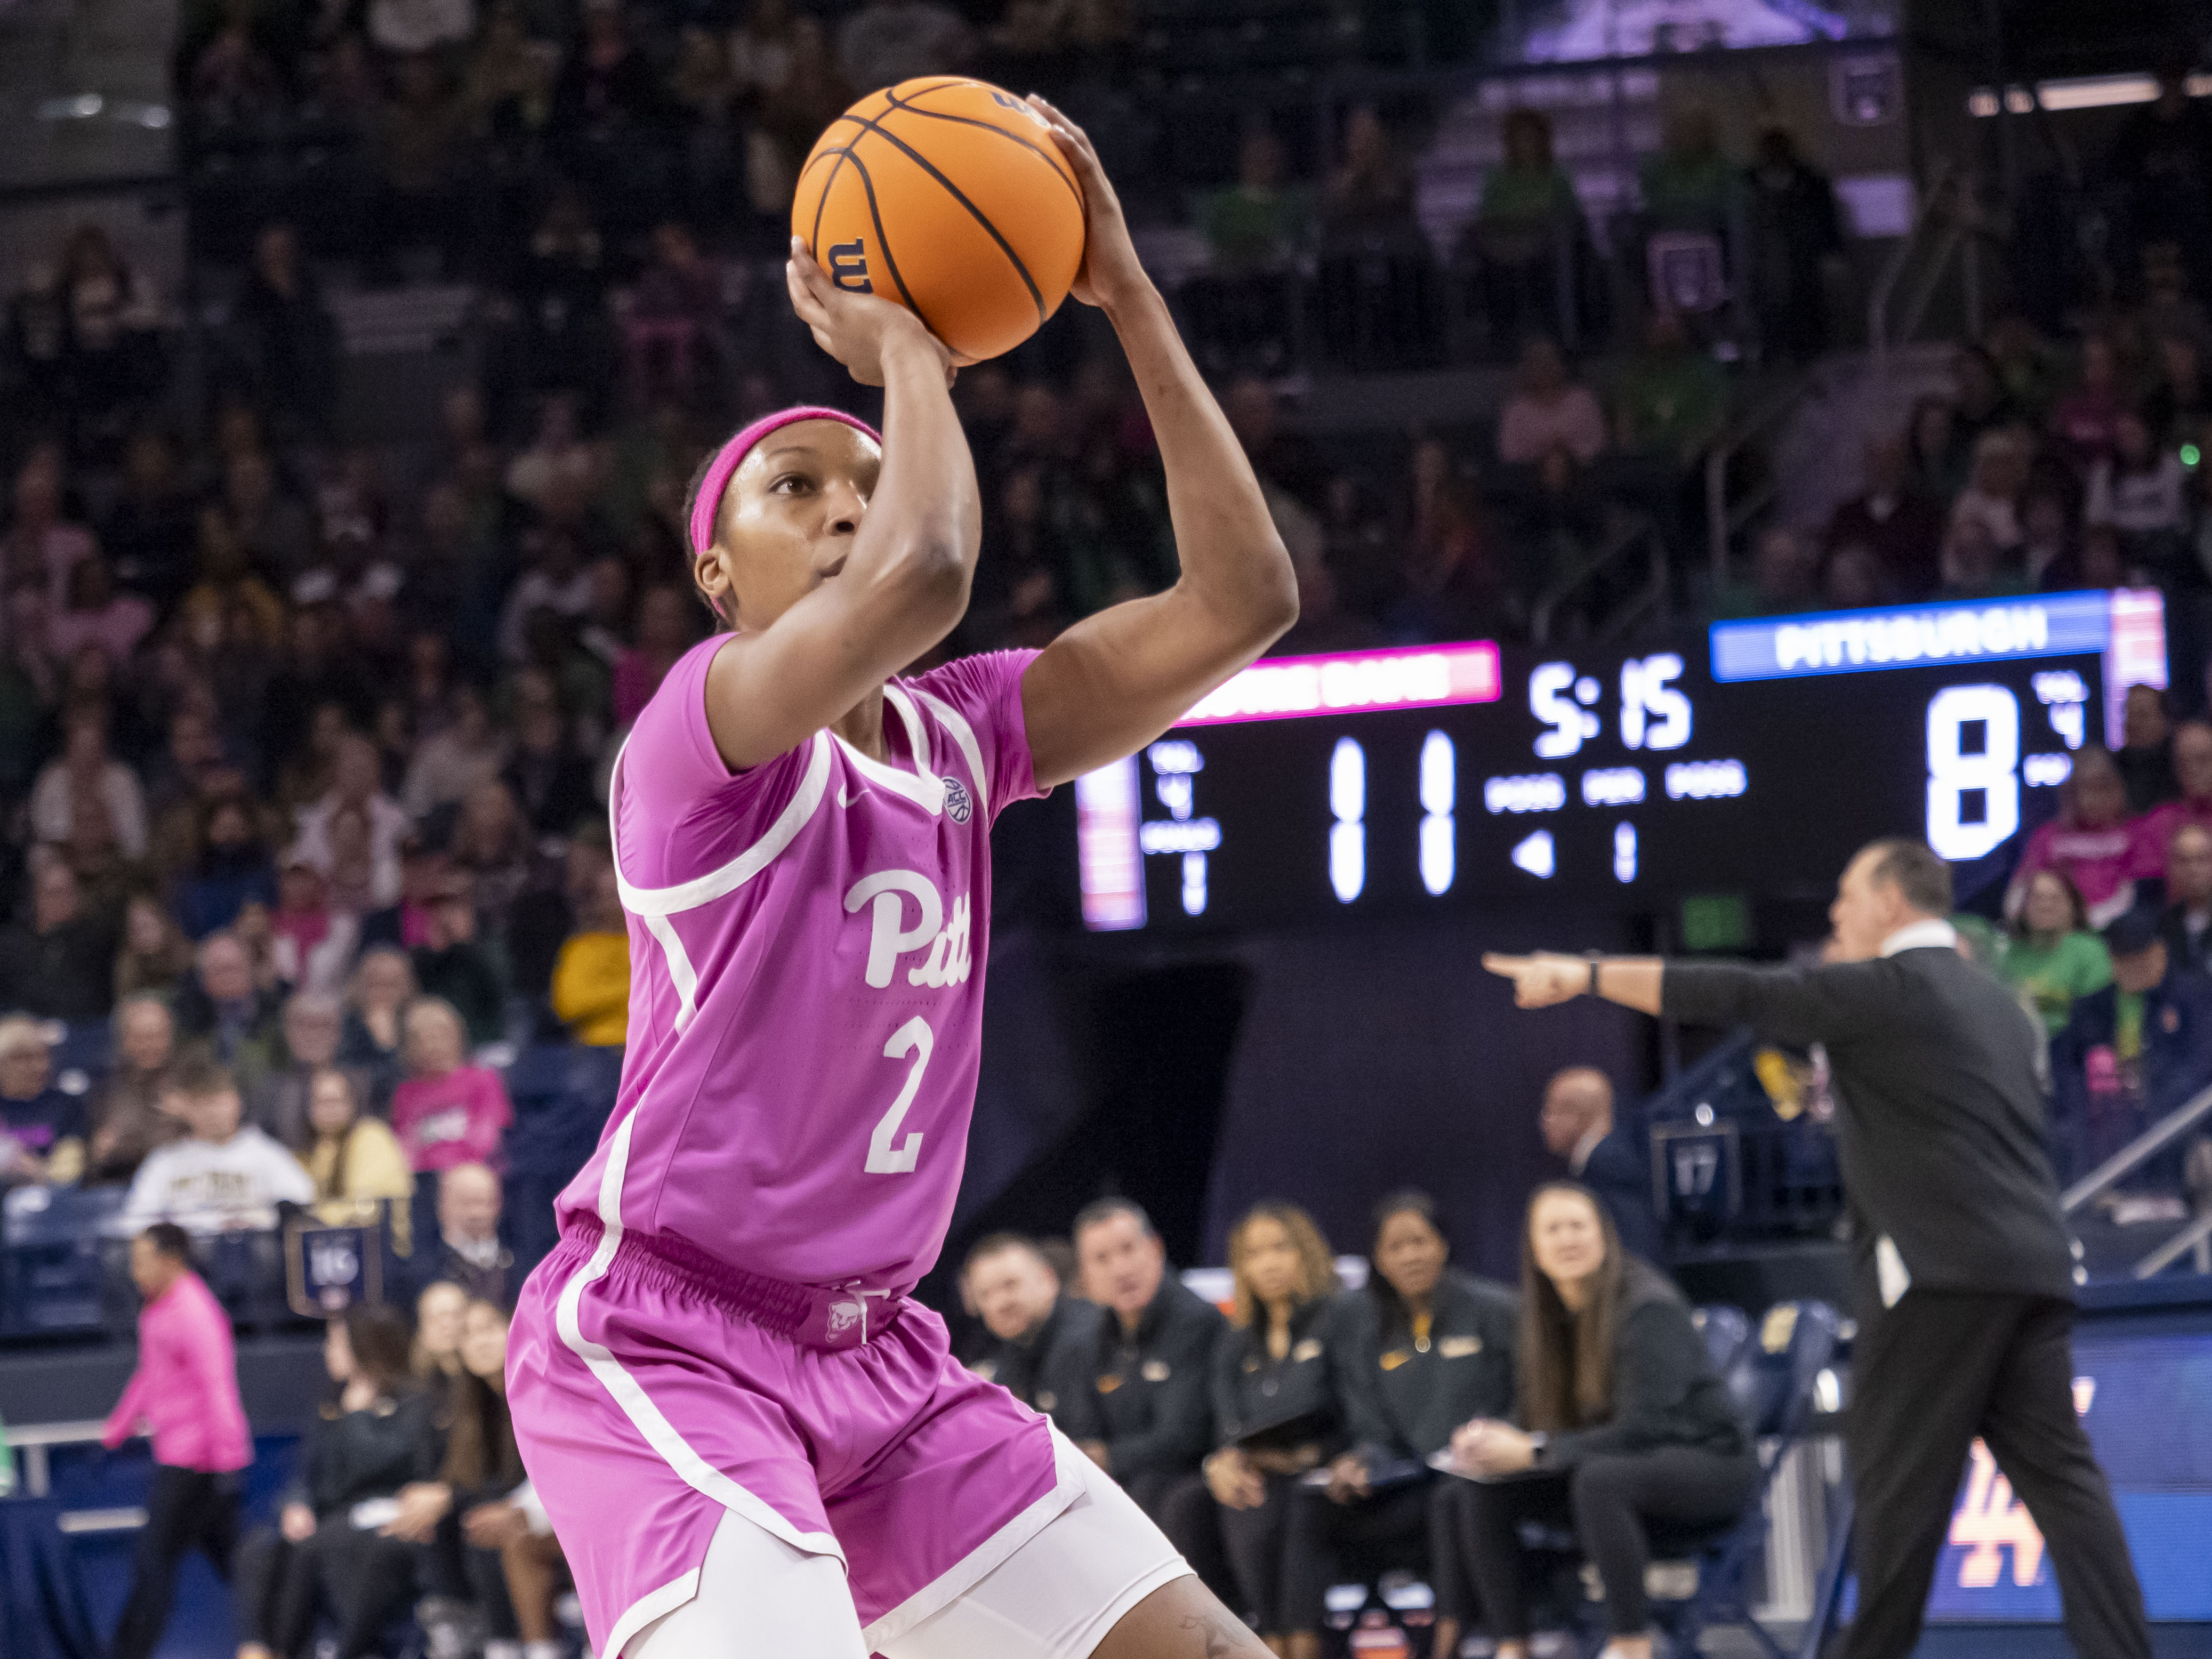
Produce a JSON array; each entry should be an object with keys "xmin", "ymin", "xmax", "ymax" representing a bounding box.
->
[
  {"xmin": 1486, "ymin": 839, "xmax": 2150, "ymax": 1659},
  {"xmin": 961, "ymin": 1231, "xmax": 1099, "ymax": 1429},
  {"xmin": 1538, "ymin": 1066, "xmax": 1663, "ymax": 1264}
]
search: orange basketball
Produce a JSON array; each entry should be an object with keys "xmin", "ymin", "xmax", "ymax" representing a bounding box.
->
[{"xmin": 792, "ymin": 78, "xmax": 1088, "ymax": 364}]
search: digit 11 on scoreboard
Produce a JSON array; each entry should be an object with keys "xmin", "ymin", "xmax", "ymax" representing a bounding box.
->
[{"xmin": 1925, "ymin": 684, "xmax": 2020, "ymax": 861}]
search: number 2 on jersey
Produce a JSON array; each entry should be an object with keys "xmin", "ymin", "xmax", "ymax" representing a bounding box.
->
[{"xmin": 866, "ymin": 1016, "xmax": 933, "ymax": 1174}]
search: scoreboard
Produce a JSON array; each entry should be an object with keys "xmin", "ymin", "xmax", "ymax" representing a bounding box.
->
[{"xmin": 1073, "ymin": 590, "xmax": 2169, "ymax": 932}]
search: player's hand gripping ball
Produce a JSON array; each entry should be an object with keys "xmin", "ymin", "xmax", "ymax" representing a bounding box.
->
[{"xmin": 792, "ymin": 78, "xmax": 1089, "ymax": 364}]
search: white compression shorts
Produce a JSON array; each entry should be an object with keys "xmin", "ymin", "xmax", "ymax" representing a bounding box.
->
[{"xmin": 624, "ymin": 1432, "xmax": 1191, "ymax": 1659}]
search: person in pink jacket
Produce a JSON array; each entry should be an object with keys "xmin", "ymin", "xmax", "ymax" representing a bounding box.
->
[
  {"xmin": 103, "ymin": 1221, "xmax": 254, "ymax": 1659},
  {"xmin": 389, "ymin": 997, "xmax": 512, "ymax": 1173}
]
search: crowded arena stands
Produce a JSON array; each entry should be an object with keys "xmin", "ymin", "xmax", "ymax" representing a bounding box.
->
[{"xmin": 8, "ymin": 0, "xmax": 2212, "ymax": 1653}]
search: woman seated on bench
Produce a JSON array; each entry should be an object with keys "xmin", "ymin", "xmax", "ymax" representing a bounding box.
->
[{"xmin": 1442, "ymin": 1182, "xmax": 1757, "ymax": 1659}]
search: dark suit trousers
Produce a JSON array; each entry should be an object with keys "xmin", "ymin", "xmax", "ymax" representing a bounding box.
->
[
  {"xmin": 109, "ymin": 1467, "xmax": 239, "ymax": 1659},
  {"xmin": 1843, "ymin": 1290, "xmax": 2150, "ymax": 1659}
]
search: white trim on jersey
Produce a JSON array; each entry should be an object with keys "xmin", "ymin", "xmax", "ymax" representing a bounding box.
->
[
  {"xmin": 611, "ymin": 732, "xmax": 836, "ymax": 916},
  {"xmin": 834, "ymin": 685, "xmax": 945, "ymax": 814},
  {"xmin": 555, "ymin": 1109, "xmax": 849, "ymax": 1618},
  {"xmin": 906, "ymin": 688, "xmax": 990, "ymax": 821}
]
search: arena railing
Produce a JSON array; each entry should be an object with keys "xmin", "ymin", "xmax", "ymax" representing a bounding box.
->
[{"xmin": 2058, "ymin": 1080, "xmax": 2212, "ymax": 1279}]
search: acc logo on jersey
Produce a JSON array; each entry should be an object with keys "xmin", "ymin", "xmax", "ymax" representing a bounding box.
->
[{"xmin": 943, "ymin": 776, "xmax": 974, "ymax": 824}]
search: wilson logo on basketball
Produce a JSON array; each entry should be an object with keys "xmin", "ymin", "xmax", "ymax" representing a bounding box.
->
[{"xmin": 829, "ymin": 240, "xmax": 873, "ymax": 293}]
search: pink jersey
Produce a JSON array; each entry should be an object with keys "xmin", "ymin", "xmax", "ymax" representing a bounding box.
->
[{"xmin": 557, "ymin": 637, "xmax": 1042, "ymax": 1295}]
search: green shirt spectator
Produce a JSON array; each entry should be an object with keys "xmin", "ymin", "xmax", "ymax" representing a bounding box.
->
[
  {"xmin": 2004, "ymin": 869, "xmax": 2115, "ymax": 1035},
  {"xmin": 1613, "ymin": 308, "xmax": 1728, "ymax": 459},
  {"xmin": 1199, "ymin": 131, "xmax": 1309, "ymax": 274}
]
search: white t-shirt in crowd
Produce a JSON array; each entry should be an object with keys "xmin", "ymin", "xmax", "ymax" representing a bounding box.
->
[{"xmin": 121, "ymin": 1127, "xmax": 315, "ymax": 1234}]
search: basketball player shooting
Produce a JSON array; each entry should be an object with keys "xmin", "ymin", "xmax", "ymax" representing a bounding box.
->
[{"xmin": 504, "ymin": 100, "xmax": 1296, "ymax": 1659}]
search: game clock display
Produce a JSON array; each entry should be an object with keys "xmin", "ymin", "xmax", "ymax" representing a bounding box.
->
[{"xmin": 1072, "ymin": 590, "xmax": 2169, "ymax": 933}]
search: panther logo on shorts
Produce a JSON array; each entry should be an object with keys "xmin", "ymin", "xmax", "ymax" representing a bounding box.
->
[
  {"xmin": 826, "ymin": 1297, "xmax": 864, "ymax": 1340},
  {"xmin": 943, "ymin": 777, "xmax": 974, "ymax": 824}
]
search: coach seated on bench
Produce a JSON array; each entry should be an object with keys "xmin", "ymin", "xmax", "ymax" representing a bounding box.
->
[
  {"xmin": 1285, "ymin": 1190, "xmax": 1518, "ymax": 1659},
  {"xmin": 1442, "ymin": 1183, "xmax": 1756, "ymax": 1659},
  {"xmin": 962, "ymin": 1231, "xmax": 1100, "ymax": 1427},
  {"xmin": 1203, "ymin": 1203, "xmax": 1347, "ymax": 1649}
]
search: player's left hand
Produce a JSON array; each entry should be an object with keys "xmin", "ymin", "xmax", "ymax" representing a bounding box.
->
[
  {"xmin": 1025, "ymin": 94, "xmax": 1147, "ymax": 310},
  {"xmin": 1482, "ymin": 952, "xmax": 1586, "ymax": 1008}
]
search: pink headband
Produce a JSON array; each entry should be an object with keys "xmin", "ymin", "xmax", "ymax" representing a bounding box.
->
[{"xmin": 688, "ymin": 406, "xmax": 884, "ymax": 558}]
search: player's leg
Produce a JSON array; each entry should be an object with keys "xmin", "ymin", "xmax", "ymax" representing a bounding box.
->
[
  {"xmin": 883, "ymin": 1444, "xmax": 1270, "ymax": 1659},
  {"xmin": 1974, "ymin": 1298, "xmax": 2151, "ymax": 1659},
  {"xmin": 625, "ymin": 1508, "xmax": 871, "ymax": 1659}
]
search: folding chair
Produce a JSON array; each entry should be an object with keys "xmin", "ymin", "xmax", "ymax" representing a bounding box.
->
[{"xmin": 1642, "ymin": 1300, "xmax": 1842, "ymax": 1659}]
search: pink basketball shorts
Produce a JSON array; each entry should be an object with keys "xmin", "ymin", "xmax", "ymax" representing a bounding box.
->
[{"xmin": 507, "ymin": 1219, "xmax": 1081, "ymax": 1659}]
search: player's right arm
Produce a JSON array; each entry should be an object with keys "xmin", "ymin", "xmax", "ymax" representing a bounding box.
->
[{"xmin": 698, "ymin": 243, "xmax": 979, "ymax": 771}]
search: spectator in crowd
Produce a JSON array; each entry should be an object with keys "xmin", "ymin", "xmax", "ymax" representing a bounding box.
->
[
  {"xmin": 101, "ymin": 1221, "xmax": 253, "ymax": 1659},
  {"xmin": 2143, "ymin": 720, "xmax": 2212, "ymax": 851},
  {"xmin": 412, "ymin": 872, "xmax": 510, "ymax": 1044},
  {"xmin": 269, "ymin": 855, "xmax": 358, "ymax": 998},
  {"xmin": 2002, "ymin": 869, "xmax": 2115, "ymax": 1037},
  {"xmin": 102, "ymin": 429, "xmax": 199, "ymax": 607},
  {"xmin": 963, "ymin": 1233, "xmax": 1097, "ymax": 1420},
  {"xmin": 341, "ymin": 945, "xmax": 416, "ymax": 1087},
  {"xmin": 1743, "ymin": 127, "xmax": 1841, "ymax": 360},
  {"xmin": 115, "ymin": 889, "xmax": 196, "ymax": 1001},
  {"xmin": 550, "ymin": 834, "xmax": 627, "ymax": 1047},
  {"xmin": 0, "ymin": 1014, "xmax": 86, "ymax": 1185},
  {"xmin": 1444, "ymin": 1185, "xmax": 1756, "ymax": 1659},
  {"xmin": 1948, "ymin": 429, "xmax": 2031, "ymax": 553},
  {"xmin": 1203, "ymin": 1203, "xmax": 1346, "ymax": 1653},
  {"xmin": 87, "ymin": 993, "xmax": 183, "ymax": 1184},
  {"xmin": 1819, "ymin": 541, "xmax": 1889, "ymax": 609},
  {"xmin": 404, "ymin": 682, "xmax": 509, "ymax": 822},
  {"xmin": 1612, "ymin": 307, "xmax": 1726, "ymax": 463},
  {"xmin": 233, "ymin": 1307, "xmax": 439, "ymax": 1659},
  {"xmin": 174, "ymin": 796, "xmax": 277, "ymax": 941},
  {"xmin": 610, "ymin": 584, "xmax": 696, "ymax": 726},
  {"xmin": 1286, "ymin": 1191, "xmax": 1514, "ymax": 1659},
  {"xmin": 259, "ymin": 992, "xmax": 347, "ymax": 1147},
  {"xmin": 2146, "ymin": 332, "xmax": 2210, "ymax": 455},
  {"xmin": 2006, "ymin": 745, "xmax": 2157, "ymax": 930},
  {"xmin": 836, "ymin": 0, "xmax": 972, "ymax": 91},
  {"xmin": 1825, "ymin": 432, "xmax": 1945, "ymax": 598},
  {"xmin": 1467, "ymin": 109, "xmax": 1583, "ymax": 352},
  {"xmin": 296, "ymin": 735, "xmax": 410, "ymax": 909},
  {"xmin": 175, "ymin": 929, "xmax": 284, "ymax": 1083},
  {"xmin": 3, "ymin": 446, "xmax": 97, "ymax": 608},
  {"xmin": 2088, "ymin": 409, "xmax": 2190, "ymax": 569},
  {"xmin": 1497, "ymin": 336, "xmax": 1606, "ymax": 467},
  {"xmin": 2108, "ymin": 59, "xmax": 2212, "ymax": 299},
  {"xmin": 122, "ymin": 1057, "xmax": 312, "ymax": 1233},
  {"xmin": 1906, "ymin": 394, "xmax": 1966, "ymax": 501},
  {"xmin": 431, "ymin": 1162, "xmax": 513, "ymax": 1305},
  {"xmin": 2160, "ymin": 823, "xmax": 2212, "ymax": 973},
  {"xmin": 31, "ymin": 699, "xmax": 149, "ymax": 864},
  {"xmin": 2116, "ymin": 684, "xmax": 2177, "ymax": 812},
  {"xmin": 416, "ymin": 1279, "xmax": 470, "ymax": 1382},
  {"xmin": 0, "ymin": 858, "xmax": 118, "ymax": 1022},
  {"xmin": 1715, "ymin": 525, "xmax": 1817, "ymax": 619},
  {"xmin": 1191, "ymin": 130, "xmax": 1308, "ymax": 373},
  {"xmin": 51, "ymin": 554, "xmax": 155, "ymax": 664},
  {"xmin": 1640, "ymin": 104, "xmax": 1735, "ymax": 240},
  {"xmin": 2061, "ymin": 907, "xmax": 2212, "ymax": 1177},
  {"xmin": 387, "ymin": 1299, "xmax": 536, "ymax": 1659},
  {"xmin": 2020, "ymin": 486, "xmax": 2077, "ymax": 590},
  {"xmin": 1537, "ymin": 1066, "xmax": 1661, "ymax": 1265},
  {"xmin": 230, "ymin": 224, "xmax": 338, "ymax": 439},
  {"xmin": 2050, "ymin": 335, "xmax": 2126, "ymax": 469},
  {"xmin": 302, "ymin": 1067, "xmax": 415, "ymax": 1245},
  {"xmin": 1053, "ymin": 1199, "xmax": 1224, "ymax": 1563},
  {"xmin": 390, "ymin": 999, "xmax": 512, "ymax": 1173},
  {"xmin": 503, "ymin": 669, "xmax": 597, "ymax": 835}
]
